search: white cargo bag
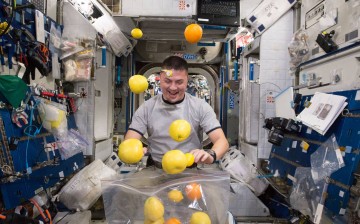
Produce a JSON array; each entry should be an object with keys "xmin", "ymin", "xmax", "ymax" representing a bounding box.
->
[{"xmin": 58, "ymin": 159, "xmax": 118, "ymax": 210}]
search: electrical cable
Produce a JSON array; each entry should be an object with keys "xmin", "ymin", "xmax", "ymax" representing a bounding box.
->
[
  {"xmin": 45, "ymin": 209, "xmax": 52, "ymax": 224},
  {"xmin": 23, "ymin": 99, "xmax": 42, "ymax": 172},
  {"xmin": 0, "ymin": 214, "xmax": 6, "ymax": 220},
  {"xmin": 29, "ymin": 198, "xmax": 48, "ymax": 223}
]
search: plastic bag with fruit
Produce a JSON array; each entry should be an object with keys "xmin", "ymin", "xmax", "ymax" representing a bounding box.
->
[{"xmin": 101, "ymin": 169, "xmax": 230, "ymax": 224}]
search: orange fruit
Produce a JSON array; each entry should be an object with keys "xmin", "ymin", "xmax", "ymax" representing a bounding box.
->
[
  {"xmin": 165, "ymin": 217, "xmax": 181, "ymax": 224},
  {"xmin": 184, "ymin": 24, "xmax": 203, "ymax": 44},
  {"xmin": 185, "ymin": 183, "xmax": 202, "ymax": 201}
]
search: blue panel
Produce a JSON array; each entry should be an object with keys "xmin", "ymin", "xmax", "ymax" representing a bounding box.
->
[
  {"xmin": 0, "ymin": 0, "xmax": 83, "ymax": 210},
  {"xmin": 268, "ymin": 89, "xmax": 360, "ymax": 216},
  {"xmin": 0, "ymin": 93, "xmax": 85, "ymax": 209},
  {"xmin": 0, "ymin": 153, "xmax": 84, "ymax": 209}
]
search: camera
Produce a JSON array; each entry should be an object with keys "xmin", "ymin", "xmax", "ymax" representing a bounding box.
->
[{"xmin": 263, "ymin": 117, "xmax": 301, "ymax": 146}]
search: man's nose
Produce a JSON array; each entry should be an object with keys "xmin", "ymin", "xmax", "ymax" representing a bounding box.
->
[{"xmin": 169, "ymin": 82, "xmax": 177, "ymax": 89}]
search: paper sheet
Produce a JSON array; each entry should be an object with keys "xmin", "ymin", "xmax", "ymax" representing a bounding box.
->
[{"xmin": 296, "ymin": 92, "xmax": 347, "ymax": 135}]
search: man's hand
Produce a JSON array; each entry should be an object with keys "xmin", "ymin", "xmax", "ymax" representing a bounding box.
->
[
  {"xmin": 190, "ymin": 149, "xmax": 214, "ymax": 164},
  {"xmin": 143, "ymin": 147, "xmax": 148, "ymax": 155}
]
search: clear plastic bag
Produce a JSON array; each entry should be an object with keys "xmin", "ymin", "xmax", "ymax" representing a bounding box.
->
[
  {"xmin": 50, "ymin": 22, "xmax": 62, "ymax": 54},
  {"xmin": 64, "ymin": 55, "xmax": 93, "ymax": 82},
  {"xmin": 60, "ymin": 38, "xmax": 85, "ymax": 60},
  {"xmin": 57, "ymin": 129, "xmax": 89, "ymax": 160},
  {"xmin": 310, "ymin": 134, "xmax": 345, "ymax": 183},
  {"xmin": 288, "ymin": 29, "xmax": 310, "ymax": 74},
  {"xmin": 36, "ymin": 97, "xmax": 68, "ymax": 136},
  {"xmin": 101, "ymin": 169, "xmax": 230, "ymax": 224},
  {"xmin": 36, "ymin": 97, "xmax": 88, "ymax": 160},
  {"xmin": 290, "ymin": 167, "xmax": 327, "ymax": 220}
]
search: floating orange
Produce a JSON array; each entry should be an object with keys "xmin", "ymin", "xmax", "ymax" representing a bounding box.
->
[
  {"xmin": 165, "ymin": 217, "xmax": 181, "ymax": 224},
  {"xmin": 184, "ymin": 24, "xmax": 203, "ymax": 44},
  {"xmin": 185, "ymin": 183, "xmax": 202, "ymax": 201}
]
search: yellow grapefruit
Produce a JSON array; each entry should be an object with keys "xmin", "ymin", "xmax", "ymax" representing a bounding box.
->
[
  {"xmin": 144, "ymin": 196, "xmax": 164, "ymax": 221},
  {"xmin": 129, "ymin": 75, "xmax": 148, "ymax": 94},
  {"xmin": 162, "ymin": 150, "xmax": 187, "ymax": 174},
  {"xmin": 169, "ymin": 120, "xmax": 191, "ymax": 142},
  {"xmin": 118, "ymin": 139, "xmax": 143, "ymax": 164},
  {"xmin": 190, "ymin": 212, "xmax": 211, "ymax": 224},
  {"xmin": 167, "ymin": 189, "xmax": 184, "ymax": 203},
  {"xmin": 144, "ymin": 217, "xmax": 165, "ymax": 224}
]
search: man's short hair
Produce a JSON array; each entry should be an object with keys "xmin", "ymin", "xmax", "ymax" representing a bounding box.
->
[{"xmin": 162, "ymin": 56, "xmax": 188, "ymax": 71}]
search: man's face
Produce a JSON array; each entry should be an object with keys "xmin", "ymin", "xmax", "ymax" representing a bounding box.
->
[{"xmin": 160, "ymin": 69, "xmax": 188, "ymax": 103}]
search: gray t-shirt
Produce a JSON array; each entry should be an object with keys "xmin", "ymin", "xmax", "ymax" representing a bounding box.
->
[{"xmin": 129, "ymin": 93, "xmax": 221, "ymax": 162}]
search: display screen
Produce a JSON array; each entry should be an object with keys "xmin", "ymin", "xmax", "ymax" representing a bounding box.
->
[{"xmin": 197, "ymin": 0, "xmax": 240, "ymax": 27}]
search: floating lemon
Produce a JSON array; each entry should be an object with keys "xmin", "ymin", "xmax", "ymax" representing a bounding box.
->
[{"xmin": 131, "ymin": 28, "xmax": 143, "ymax": 39}]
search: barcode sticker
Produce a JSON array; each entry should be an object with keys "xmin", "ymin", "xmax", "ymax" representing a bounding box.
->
[
  {"xmin": 314, "ymin": 204, "xmax": 324, "ymax": 224},
  {"xmin": 306, "ymin": 127, "xmax": 312, "ymax": 134},
  {"xmin": 339, "ymin": 208, "xmax": 346, "ymax": 215},
  {"xmin": 339, "ymin": 190, "xmax": 344, "ymax": 198},
  {"xmin": 335, "ymin": 148, "xmax": 345, "ymax": 167}
]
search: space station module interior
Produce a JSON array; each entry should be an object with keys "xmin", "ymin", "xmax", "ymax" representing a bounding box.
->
[{"xmin": 0, "ymin": 0, "xmax": 360, "ymax": 223}]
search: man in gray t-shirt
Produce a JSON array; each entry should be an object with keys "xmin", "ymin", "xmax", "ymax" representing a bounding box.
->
[{"xmin": 125, "ymin": 56, "xmax": 229, "ymax": 165}]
